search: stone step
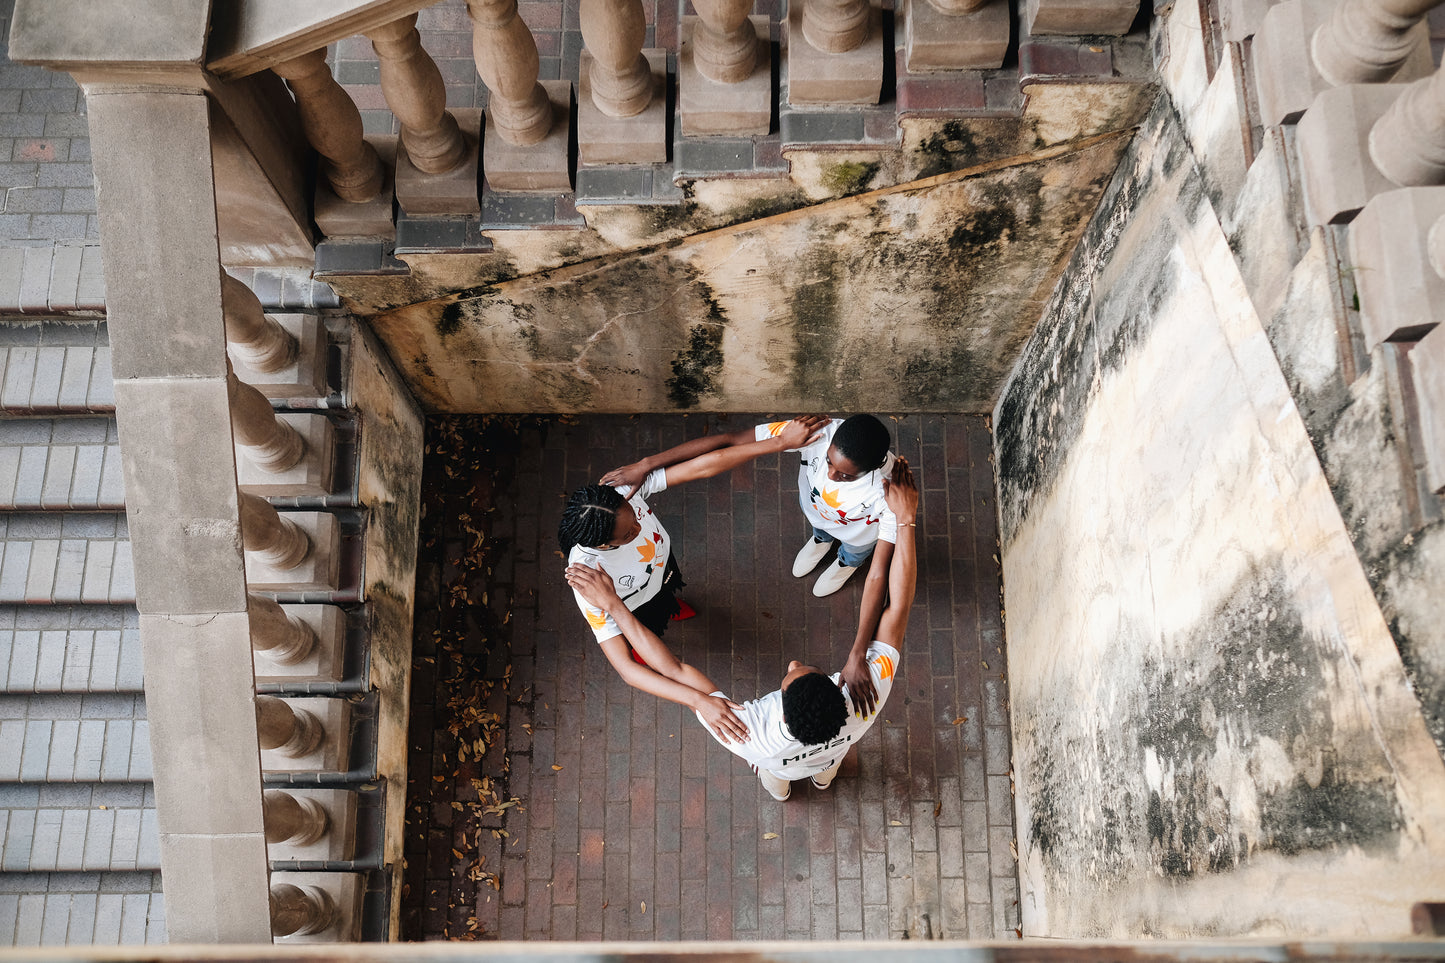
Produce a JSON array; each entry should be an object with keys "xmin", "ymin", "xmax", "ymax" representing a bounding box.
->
[
  {"xmin": 0, "ymin": 418, "xmax": 124, "ymax": 511},
  {"xmin": 0, "ymin": 695, "xmax": 151, "ymax": 783},
  {"xmin": 0, "ymin": 515, "xmax": 133, "ymax": 605},
  {"xmin": 0, "ymin": 873, "xmax": 165, "ymax": 946},
  {"xmin": 0, "ymin": 607, "xmax": 143, "ymax": 694},
  {"xmin": 0, "ymin": 326, "xmax": 115, "ymax": 415},
  {"xmin": 0, "ymin": 784, "xmax": 158, "ymax": 873}
]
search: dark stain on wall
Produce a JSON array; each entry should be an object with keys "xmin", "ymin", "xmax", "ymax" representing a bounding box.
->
[
  {"xmin": 666, "ymin": 274, "xmax": 729, "ymax": 408},
  {"xmin": 916, "ymin": 120, "xmax": 985, "ymax": 179}
]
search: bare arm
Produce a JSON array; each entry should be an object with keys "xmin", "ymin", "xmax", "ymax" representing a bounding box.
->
[
  {"xmin": 840, "ymin": 537, "xmax": 893, "ymax": 715},
  {"xmin": 873, "ymin": 459, "xmax": 920, "ymax": 651},
  {"xmin": 566, "ymin": 564, "xmax": 749, "ymax": 742},
  {"xmin": 600, "ymin": 416, "xmax": 828, "ymax": 495}
]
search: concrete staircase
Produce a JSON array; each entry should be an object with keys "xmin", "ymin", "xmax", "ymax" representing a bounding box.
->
[{"xmin": 0, "ymin": 319, "xmax": 165, "ymax": 945}]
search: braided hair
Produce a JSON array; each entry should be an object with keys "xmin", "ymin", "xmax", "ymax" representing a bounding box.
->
[
  {"xmin": 833, "ymin": 414, "xmax": 891, "ymax": 473},
  {"xmin": 781, "ymin": 672, "xmax": 848, "ymax": 745},
  {"xmin": 558, "ymin": 484, "xmax": 627, "ymax": 553}
]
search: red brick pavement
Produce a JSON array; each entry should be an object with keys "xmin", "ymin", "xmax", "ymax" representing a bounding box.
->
[{"xmin": 402, "ymin": 414, "xmax": 1020, "ymax": 941}]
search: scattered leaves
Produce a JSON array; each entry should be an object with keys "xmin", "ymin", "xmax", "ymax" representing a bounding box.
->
[{"xmin": 762, "ymin": 832, "xmax": 779, "ymax": 840}]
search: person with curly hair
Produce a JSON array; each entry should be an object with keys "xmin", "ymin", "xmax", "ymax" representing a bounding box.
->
[
  {"xmin": 559, "ymin": 416, "xmax": 826, "ymax": 743},
  {"xmin": 601, "ymin": 413, "xmax": 899, "ymax": 715},
  {"xmin": 571, "ymin": 458, "xmax": 920, "ymax": 799}
]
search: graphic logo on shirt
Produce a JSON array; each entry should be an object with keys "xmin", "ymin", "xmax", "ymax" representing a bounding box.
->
[
  {"xmin": 820, "ymin": 485, "xmax": 842, "ymax": 509},
  {"xmin": 585, "ymin": 608, "xmax": 608, "ymax": 630},
  {"xmin": 872, "ymin": 653, "xmax": 895, "ymax": 680},
  {"xmin": 766, "ymin": 422, "xmax": 788, "ymax": 437},
  {"xmin": 637, "ymin": 541, "xmax": 656, "ymax": 565},
  {"xmin": 617, "ymin": 574, "xmax": 636, "ymax": 589}
]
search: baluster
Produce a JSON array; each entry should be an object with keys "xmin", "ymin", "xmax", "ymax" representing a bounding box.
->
[
  {"xmin": 222, "ymin": 272, "xmax": 297, "ymax": 373},
  {"xmin": 466, "ymin": 0, "xmax": 553, "ymax": 145},
  {"xmin": 272, "ymin": 47, "xmax": 384, "ymax": 202},
  {"xmin": 580, "ymin": 0, "xmax": 654, "ymax": 115},
  {"xmin": 264, "ymin": 790, "xmax": 331, "ymax": 846},
  {"xmin": 239, "ymin": 492, "xmax": 312, "ymax": 570},
  {"xmin": 365, "ymin": 14, "xmax": 467, "ymax": 173},
  {"xmin": 692, "ymin": 0, "xmax": 761, "ymax": 83},
  {"xmin": 1312, "ymin": 0, "xmax": 1442, "ymax": 85},
  {"xmin": 228, "ymin": 358, "xmax": 305, "ymax": 473},
  {"xmin": 270, "ymin": 883, "xmax": 336, "ymax": 937},
  {"xmin": 803, "ymin": 0, "xmax": 871, "ymax": 52},
  {"xmin": 1430, "ymin": 214, "xmax": 1445, "ymax": 280},
  {"xmin": 1368, "ymin": 60, "xmax": 1445, "ymax": 187},
  {"xmin": 256, "ymin": 696, "xmax": 326, "ymax": 758},
  {"xmin": 248, "ymin": 593, "xmax": 318, "ymax": 665}
]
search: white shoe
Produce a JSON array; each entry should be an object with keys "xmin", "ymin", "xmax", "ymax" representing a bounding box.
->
[
  {"xmin": 792, "ymin": 537, "xmax": 833, "ymax": 577},
  {"xmin": 812, "ymin": 558, "xmax": 861, "ymax": 597},
  {"xmin": 810, "ymin": 774, "xmax": 834, "ymax": 791},
  {"xmin": 766, "ymin": 782, "xmax": 791, "ymax": 801}
]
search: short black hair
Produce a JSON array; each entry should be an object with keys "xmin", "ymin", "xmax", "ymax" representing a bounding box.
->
[
  {"xmin": 781, "ymin": 672, "xmax": 848, "ymax": 745},
  {"xmin": 558, "ymin": 484, "xmax": 626, "ymax": 553},
  {"xmin": 833, "ymin": 414, "xmax": 891, "ymax": 473}
]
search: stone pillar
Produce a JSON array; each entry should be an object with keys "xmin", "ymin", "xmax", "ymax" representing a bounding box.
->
[
  {"xmin": 272, "ymin": 47, "xmax": 385, "ymax": 203},
  {"xmin": 466, "ymin": 0, "xmax": 552, "ymax": 145},
  {"xmin": 248, "ymin": 593, "xmax": 318, "ymax": 665},
  {"xmin": 222, "ymin": 272, "xmax": 298, "ymax": 374},
  {"xmin": 1311, "ymin": 0, "xmax": 1444, "ymax": 85},
  {"xmin": 1368, "ymin": 61, "xmax": 1445, "ymax": 187},
  {"xmin": 229, "ymin": 359, "xmax": 307, "ymax": 473},
  {"xmin": 693, "ymin": 0, "xmax": 761, "ymax": 83},
  {"xmin": 905, "ymin": 0, "xmax": 1011, "ymax": 72},
  {"xmin": 579, "ymin": 0, "xmax": 668, "ymax": 159},
  {"xmin": 786, "ymin": 0, "xmax": 884, "ymax": 105},
  {"xmin": 239, "ymin": 492, "xmax": 312, "ymax": 570},
  {"xmin": 367, "ymin": 14, "xmax": 466, "ymax": 172},
  {"xmin": 804, "ymin": 0, "xmax": 871, "ymax": 52},
  {"xmin": 270, "ymin": 883, "xmax": 336, "ymax": 937},
  {"xmin": 263, "ymin": 790, "xmax": 330, "ymax": 846},
  {"xmin": 256, "ymin": 695, "xmax": 327, "ymax": 758},
  {"xmin": 467, "ymin": 0, "xmax": 573, "ymax": 190}
]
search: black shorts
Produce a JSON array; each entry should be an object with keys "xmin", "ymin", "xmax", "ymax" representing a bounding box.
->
[{"xmin": 629, "ymin": 554, "xmax": 686, "ymax": 638}]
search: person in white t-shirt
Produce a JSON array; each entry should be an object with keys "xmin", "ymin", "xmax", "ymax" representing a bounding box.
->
[
  {"xmin": 572, "ymin": 458, "xmax": 920, "ymax": 800},
  {"xmin": 559, "ymin": 417, "xmax": 824, "ymax": 743},
  {"xmin": 700, "ymin": 458, "xmax": 918, "ymax": 800},
  {"xmin": 600, "ymin": 413, "xmax": 897, "ymax": 715}
]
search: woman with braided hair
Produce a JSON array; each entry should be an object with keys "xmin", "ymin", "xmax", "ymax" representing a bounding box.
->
[{"xmin": 559, "ymin": 416, "xmax": 825, "ymax": 744}]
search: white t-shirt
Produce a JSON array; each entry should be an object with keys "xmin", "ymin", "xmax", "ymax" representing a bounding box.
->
[
  {"xmin": 702, "ymin": 640, "xmax": 900, "ymax": 779},
  {"xmin": 755, "ymin": 419, "xmax": 897, "ymax": 552},
  {"xmin": 568, "ymin": 468, "xmax": 672, "ymax": 643}
]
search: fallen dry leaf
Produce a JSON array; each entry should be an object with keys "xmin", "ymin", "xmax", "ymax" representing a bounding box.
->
[
  {"xmin": 552, "ymin": 764, "xmax": 563, "ymax": 771},
  {"xmin": 951, "ymin": 716, "xmax": 967, "ymax": 725},
  {"xmin": 889, "ymin": 819, "xmax": 903, "ymax": 826},
  {"xmin": 762, "ymin": 832, "xmax": 779, "ymax": 840}
]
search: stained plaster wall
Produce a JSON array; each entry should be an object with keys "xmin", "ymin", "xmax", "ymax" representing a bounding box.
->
[
  {"xmin": 993, "ymin": 96, "xmax": 1445, "ymax": 937},
  {"xmin": 323, "ymin": 88, "xmax": 1158, "ymax": 415}
]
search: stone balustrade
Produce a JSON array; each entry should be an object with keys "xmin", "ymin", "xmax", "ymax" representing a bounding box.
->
[
  {"xmin": 466, "ymin": 0, "xmax": 553, "ymax": 145},
  {"xmin": 272, "ymin": 47, "xmax": 385, "ymax": 204},
  {"xmin": 240, "ymin": 491, "xmax": 313, "ymax": 569},
  {"xmin": 222, "ymin": 271, "xmax": 298, "ymax": 373},
  {"xmin": 256, "ymin": 695, "xmax": 327, "ymax": 758},
  {"xmin": 249, "ymin": 592, "xmax": 319, "ymax": 665},
  {"xmin": 1311, "ymin": 0, "xmax": 1444, "ymax": 85},
  {"xmin": 366, "ymin": 14, "xmax": 467, "ymax": 174},
  {"xmin": 1368, "ymin": 58, "xmax": 1445, "ymax": 188},
  {"xmin": 264, "ymin": 790, "xmax": 331, "ymax": 845},
  {"xmin": 270, "ymin": 882, "xmax": 337, "ymax": 937},
  {"xmin": 229, "ymin": 359, "xmax": 308, "ymax": 474}
]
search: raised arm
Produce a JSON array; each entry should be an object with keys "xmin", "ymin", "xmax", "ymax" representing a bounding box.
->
[
  {"xmin": 873, "ymin": 458, "xmax": 920, "ymax": 650},
  {"xmin": 565, "ymin": 564, "xmax": 749, "ymax": 743},
  {"xmin": 600, "ymin": 416, "xmax": 828, "ymax": 495}
]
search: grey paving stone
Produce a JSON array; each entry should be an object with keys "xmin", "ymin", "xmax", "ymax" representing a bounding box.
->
[
  {"xmin": 576, "ymin": 167, "xmax": 652, "ymax": 203},
  {"xmin": 2, "ymin": 346, "xmax": 35, "ymax": 408},
  {"xmin": 48, "ymin": 417, "xmax": 106, "ymax": 444},
  {"xmin": 114, "ymin": 627, "xmax": 141, "ymax": 690},
  {"xmin": 0, "ymin": 446, "xmax": 17, "ymax": 504},
  {"xmin": 61, "ymin": 514, "xmax": 114, "ymax": 538},
  {"xmin": 36, "ymin": 163, "xmax": 93, "ymax": 189},
  {"xmin": 136, "ymin": 808, "xmax": 158, "ymax": 870},
  {"xmin": 108, "ymin": 541, "xmax": 134, "ymax": 603},
  {"xmin": 13, "ymin": 893, "xmax": 43, "ymax": 943},
  {"xmin": 69, "ymin": 446, "xmax": 106, "ymax": 508},
  {"xmin": 73, "ymin": 720, "xmax": 103, "ymax": 780},
  {"xmin": 100, "ymin": 720, "xmax": 132, "ymax": 780},
  {"xmin": 93, "ymin": 784, "xmax": 143, "ymax": 808},
  {"xmin": 52, "ymin": 539, "xmax": 85, "ymax": 602},
  {"xmin": 86, "ymin": 349, "xmax": 113, "ymax": 408},
  {"xmin": 61, "ymin": 633, "xmax": 92, "ymax": 691},
  {"xmin": 5, "ymin": 632, "xmax": 36, "ymax": 688},
  {"xmin": 780, "ymin": 110, "xmax": 866, "ymax": 144},
  {"xmin": 33, "ymin": 631, "xmax": 64, "ymax": 690},
  {"xmin": 57, "ymin": 348, "xmax": 91, "ymax": 408},
  {"xmin": 144, "ymin": 893, "xmax": 165, "ymax": 943},
  {"xmin": 45, "ymin": 720, "xmax": 77, "ymax": 780},
  {"xmin": 41, "ymin": 445, "xmax": 74, "ymax": 507},
  {"xmin": 40, "ymin": 892, "xmax": 69, "ymax": 944},
  {"xmin": 0, "ymin": 720, "xmax": 23, "ymax": 778},
  {"xmin": 37, "ymin": 783, "xmax": 89, "ymax": 807},
  {"xmin": 481, "ymin": 191, "xmax": 564, "ymax": 226},
  {"xmin": 66, "ymin": 893, "xmax": 98, "ymax": 943},
  {"xmin": 675, "ymin": 136, "xmax": 753, "ymax": 173},
  {"xmin": 98, "ymin": 444, "xmax": 122, "ymax": 504},
  {"xmin": 0, "ymin": 894, "xmax": 17, "ymax": 944},
  {"xmin": 80, "ymin": 541, "xmax": 113, "ymax": 603},
  {"xmin": 92, "ymin": 892, "xmax": 122, "ymax": 944},
  {"xmin": 80, "ymin": 693, "xmax": 133, "ymax": 719},
  {"xmin": 19, "ymin": 720, "xmax": 49, "ymax": 781},
  {"xmin": 30, "ymin": 346, "xmax": 63, "ymax": 409},
  {"xmin": 0, "ymin": 630, "xmax": 9, "ymax": 688},
  {"xmin": 29, "ymin": 808, "xmax": 60, "ymax": 870},
  {"xmin": 88, "ymin": 630, "xmax": 119, "ymax": 691},
  {"xmin": 56, "ymin": 809, "xmax": 87, "ymax": 869},
  {"xmin": 23, "ymin": 540, "xmax": 56, "ymax": 601},
  {"xmin": 5, "ymin": 188, "xmax": 61, "ymax": 213},
  {"xmin": 109, "ymin": 808, "xmax": 139, "ymax": 869},
  {"xmin": 0, "ymin": 541, "xmax": 30, "ymax": 600},
  {"xmin": 25, "ymin": 693, "xmax": 80, "ymax": 720},
  {"xmin": 129, "ymin": 720, "xmax": 151, "ymax": 779},
  {"xmin": 3, "ymin": 810, "xmax": 35, "ymax": 871}
]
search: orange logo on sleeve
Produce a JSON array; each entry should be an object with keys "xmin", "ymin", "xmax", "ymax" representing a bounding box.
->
[
  {"xmin": 636, "ymin": 541, "xmax": 656, "ymax": 564},
  {"xmin": 585, "ymin": 608, "xmax": 608, "ymax": 630},
  {"xmin": 872, "ymin": 653, "xmax": 895, "ymax": 680},
  {"xmin": 766, "ymin": 422, "xmax": 788, "ymax": 437}
]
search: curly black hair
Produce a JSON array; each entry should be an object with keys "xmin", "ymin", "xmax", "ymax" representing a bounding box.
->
[
  {"xmin": 781, "ymin": 671, "xmax": 848, "ymax": 745},
  {"xmin": 558, "ymin": 484, "xmax": 626, "ymax": 553},
  {"xmin": 833, "ymin": 414, "xmax": 891, "ymax": 473}
]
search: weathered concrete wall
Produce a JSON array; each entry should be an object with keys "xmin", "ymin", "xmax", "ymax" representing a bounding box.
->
[
  {"xmin": 353, "ymin": 133, "xmax": 1135, "ymax": 414},
  {"xmin": 994, "ymin": 99, "xmax": 1445, "ymax": 938}
]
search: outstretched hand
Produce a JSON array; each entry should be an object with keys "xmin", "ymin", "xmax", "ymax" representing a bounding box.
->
[
  {"xmin": 883, "ymin": 457, "xmax": 919, "ymax": 520},
  {"xmin": 565, "ymin": 562, "xmax": 620, "ymax": 611},
  {"xmin": 698, "ymin": 694, "xmax": 749, "ymax": 744},
  {"xmin": 776, "ymin": 414, "xmax": 829, "ymax": 450},
  {"xmin": 599, "ymin": 462, "xmax": 648, "ymax": 498},
  {"xmin": 840, "ymin": 652, "xmax": 879, "ymax": 716}
]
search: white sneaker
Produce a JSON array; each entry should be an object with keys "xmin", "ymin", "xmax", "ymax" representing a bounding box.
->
[
  {"xmin": 812, "ymin": 558, "xmax": 861, "ymax": 597},
  {"xmin": 766, "ymin": 783, "xmax": 791, "ymax": 801},
  {"xmin": 792, "ymin": 537, "xmax": 833, "ymax": 577},
  {"xmin": 810, "ymin": 774, "xmax": 834, "ymax": 791}
]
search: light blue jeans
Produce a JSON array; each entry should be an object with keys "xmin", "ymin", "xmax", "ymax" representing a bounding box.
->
[{"xmin": 810, "ymin": 527, "xmax": 875, "ymax": 568}]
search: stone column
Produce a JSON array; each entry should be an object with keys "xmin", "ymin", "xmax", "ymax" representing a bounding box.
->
[
  {"xmin": 222, "ymin": 271, "xmax": 297, "ymax": 373},
  {"xmin": 1312, "ymin": 0, "xmax": 1444, "ymax": 85},
  {"xmin": 466, "ymin": 0, "xmax": 552, "ymax": 145},
  {"xmin": 1369, "ymin": 61, "xmax": 1445, "ymax": 187},
  {"xmin": 1430, "ymin": 214, "xmax": 1445, "ymax": 279},
  {"xmin": 905, "ymin": 0, "xmax": 1011, "ymax": 72},
  {"xmin": 366, "ymin": 14, "xmax": 467, "ymax": 173},
  {"xmin": 270, "ymin": 883, "xmax": 336, "ymax": 937},
  {"xmin": 581, "ymin": 0, "xmax": 654, "ymax": 115},
  {"xmin": 239, "ymin": 492, "xmax": 312, "ymax": 570},
  {"xmin": 248, "ymin": 593, "xmax": 318, "ymax": 665},
  {"xmin": 263, "ymin": 790, "xmax": 330, "ymax": 845},
  {"xmin": 271, "ymin": 47, "xmax": 385, "ymax": 202},
  {"xmin": 804, "ymin": 0, "xmax": 870, "ymax": 52},
  {"xmin": 229, "ymin": 359, "xmax": 306, "ymax": 473},
  {"xmin": 256, "ymin": 695, "xmax": 327, "ymax": 758},
  {"xmin": 787, "ymin": 0, "xmax": 884, "ymax": 104},
  {"xmin": 692, "ymin": 0, "xmax": 760, "ymax": 83}
]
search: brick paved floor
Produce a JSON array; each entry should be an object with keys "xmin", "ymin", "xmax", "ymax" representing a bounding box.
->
[{"xmin": 403, "ymin": 413, "xmax": 1019, "ymax": 942}]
